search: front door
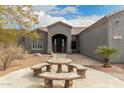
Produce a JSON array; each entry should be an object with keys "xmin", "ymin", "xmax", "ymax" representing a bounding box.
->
[
  {"xmin": 56, "ymin": 38, "xmax": 62, "ymax": 52},
  {"xmin": 52, "ymin": 35, "xmax": 66, "ymax": 53}
]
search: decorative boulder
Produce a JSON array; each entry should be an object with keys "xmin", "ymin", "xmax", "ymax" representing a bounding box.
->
[{"xmin": 34, "ymin": 53, "xmax": 42, "ymax": 57}]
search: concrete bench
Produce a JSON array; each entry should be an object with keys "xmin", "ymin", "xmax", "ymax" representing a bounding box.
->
[
  {"xmin": 38, "ymin": 72, "xmax": 82, "ymax": 88},
  {"xmin": 66, "ymin": 63, "xmax": 87, "ymax": 77},
  {"xmin": 31, "ymin": 63, "xmax": 51, "ymax": 77}
]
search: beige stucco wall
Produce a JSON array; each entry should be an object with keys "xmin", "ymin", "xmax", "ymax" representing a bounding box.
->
[{"xmin": 47, "ymin": 22, "xmax": 72, "ymax": 53}]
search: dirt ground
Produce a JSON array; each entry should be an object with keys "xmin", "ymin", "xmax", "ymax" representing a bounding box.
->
[{"xmin": 0, "ymin": 54, "xmax": 50, "ymax": 76}]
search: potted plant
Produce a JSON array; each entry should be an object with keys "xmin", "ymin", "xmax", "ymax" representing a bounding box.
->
[{"xmin": 95, "ymin": 46, "xmax": 118, "ymax": 68}]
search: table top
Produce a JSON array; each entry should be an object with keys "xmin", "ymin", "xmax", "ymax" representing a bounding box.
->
[{"xmin": 46, "ymin": 58, "xmax": 72, "ymax": 65}]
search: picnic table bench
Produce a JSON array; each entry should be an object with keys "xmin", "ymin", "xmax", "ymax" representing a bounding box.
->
[
  {"xmin": 39, "ymin": 72, "xmax": 82, "ymax": 88},
  {"xmin": 66, "ymin": 63, "xmax": 87, "ymax": 77},
  {"xmin": 31, "ymin": 63, "xmax": 51, "ymax": 77}
]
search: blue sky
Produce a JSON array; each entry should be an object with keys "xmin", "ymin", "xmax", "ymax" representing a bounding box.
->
[
  {"xmin": 7, "ymin": 5, "xmax": 124, "ymax": 29},
  {"xmin": 36, "ymin": 5, "xmax": 123, "ymax": 27},
  {"xmin": 74, "ymin": 5, "xmax": 121, "ymax": 15},
  {"xmin": 49, "ymin": 5, "xmax": 122, "ymax": 18}
]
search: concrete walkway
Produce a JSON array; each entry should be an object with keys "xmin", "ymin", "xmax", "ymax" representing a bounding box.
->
[
  {"xmin": 0, "ymin": 64, "xmax": 124, "ymax": 88},
  {"xmin": 67, "ymin": 54, "xmax": 101, "ymax": 66}
]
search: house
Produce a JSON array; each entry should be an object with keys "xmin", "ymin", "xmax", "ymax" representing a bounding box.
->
[
  {"xmin": 24, "ymin": 9, "xmax": 124, "ymax": 63},
  {"xmin": 24, "ymin": 21, "xmax": 86, "ymax": 54}
]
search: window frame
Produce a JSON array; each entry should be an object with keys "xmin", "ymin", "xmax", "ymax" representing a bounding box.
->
[{"xmin": 31, "ymin": 40, "xmax": 43, "ymax": 50}]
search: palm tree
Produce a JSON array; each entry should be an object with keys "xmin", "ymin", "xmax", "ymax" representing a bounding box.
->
[{"xmin": 96, "ymin": 46, "xmax": 118, "ymax": 68}]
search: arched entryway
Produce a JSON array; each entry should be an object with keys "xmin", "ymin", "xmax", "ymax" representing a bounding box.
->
[{"xmin": 52, "ymin": 34, "xmax": 67, "ymax": 53}]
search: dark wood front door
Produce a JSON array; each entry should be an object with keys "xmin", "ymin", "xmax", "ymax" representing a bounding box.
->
[
  {"xmin": 56, "ymin": 38, "xmax": 62, "ymax": 52},
  {"xmin": 52, "ymin": 34, "xmax": 66, "ymax": 53}
]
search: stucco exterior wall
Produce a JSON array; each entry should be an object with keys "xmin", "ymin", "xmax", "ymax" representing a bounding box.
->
[
  {"xmin": 79, "ymin": 17, "xmax": 108, "ymax": 62},
  {"xmin": 24, "ymin": 30, "xmax": 47, "ymax": 53},
  {"xmin": 108, "ymin": 10, "xmax": 124, "ymax": 63},
  {"xmin": 47, "ymin": 22, "xmax": 72, "ymax": 53}
]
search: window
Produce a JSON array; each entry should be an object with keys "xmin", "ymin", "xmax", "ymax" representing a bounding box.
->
[
  {"xmin": 71, "ymin": 41, "xmax": 76, "ymax": 49},
  {"xmin": 54, "ymin": 39, "xmax": 56, "ymax": 46},
  {"xmin": 32, "ymin": 40, "xmax": 43, "ymax": 50},
  {"xmin": 62, "ymin": 39, "xmax": 64, "ymax": 47}
]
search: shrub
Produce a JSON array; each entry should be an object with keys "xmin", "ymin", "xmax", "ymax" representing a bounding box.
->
[
  {"xmin": 0, "ymin": 45, "xmax": 24, "ymax": 70},
  {"xmin": 95, "ymin": 46, "xmax": 118, "ymax": 68}
]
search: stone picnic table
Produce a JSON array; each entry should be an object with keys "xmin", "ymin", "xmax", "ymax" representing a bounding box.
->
[{"xmin": 46, "ymin": 58, "xmax": 72, "ymax": 73}]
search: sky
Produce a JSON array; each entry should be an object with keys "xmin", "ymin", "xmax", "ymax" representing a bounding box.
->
[
  {"xmin": 6, "ymin": 5, "xmax": 123, "ymax": 29},
  {"xmin": 34, "ymin": 5, "xmax": 123, "ymax": 27}
]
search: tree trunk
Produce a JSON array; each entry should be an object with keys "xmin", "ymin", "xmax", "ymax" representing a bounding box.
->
[
  {"xmin": 3, "ymin": 64, "xmax": 7, "ymax": 71},
  {"xmin": 103, "ymin": 58, "xmax": 112, "ymax": 68}
]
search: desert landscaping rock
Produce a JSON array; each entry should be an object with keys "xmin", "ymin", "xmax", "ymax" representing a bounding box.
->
[{"xmin": 34, "ymin": 53, "xmax": 42, "ymax": 57}]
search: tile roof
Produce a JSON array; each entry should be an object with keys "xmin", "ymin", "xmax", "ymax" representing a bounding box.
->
[
  {"xmin": 39, "ymin": 27, "xmax": 48, "ymax": 32},
  {"xmin": 71, "ymin": 27, "xmax": 86, "ymax": 35}
]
